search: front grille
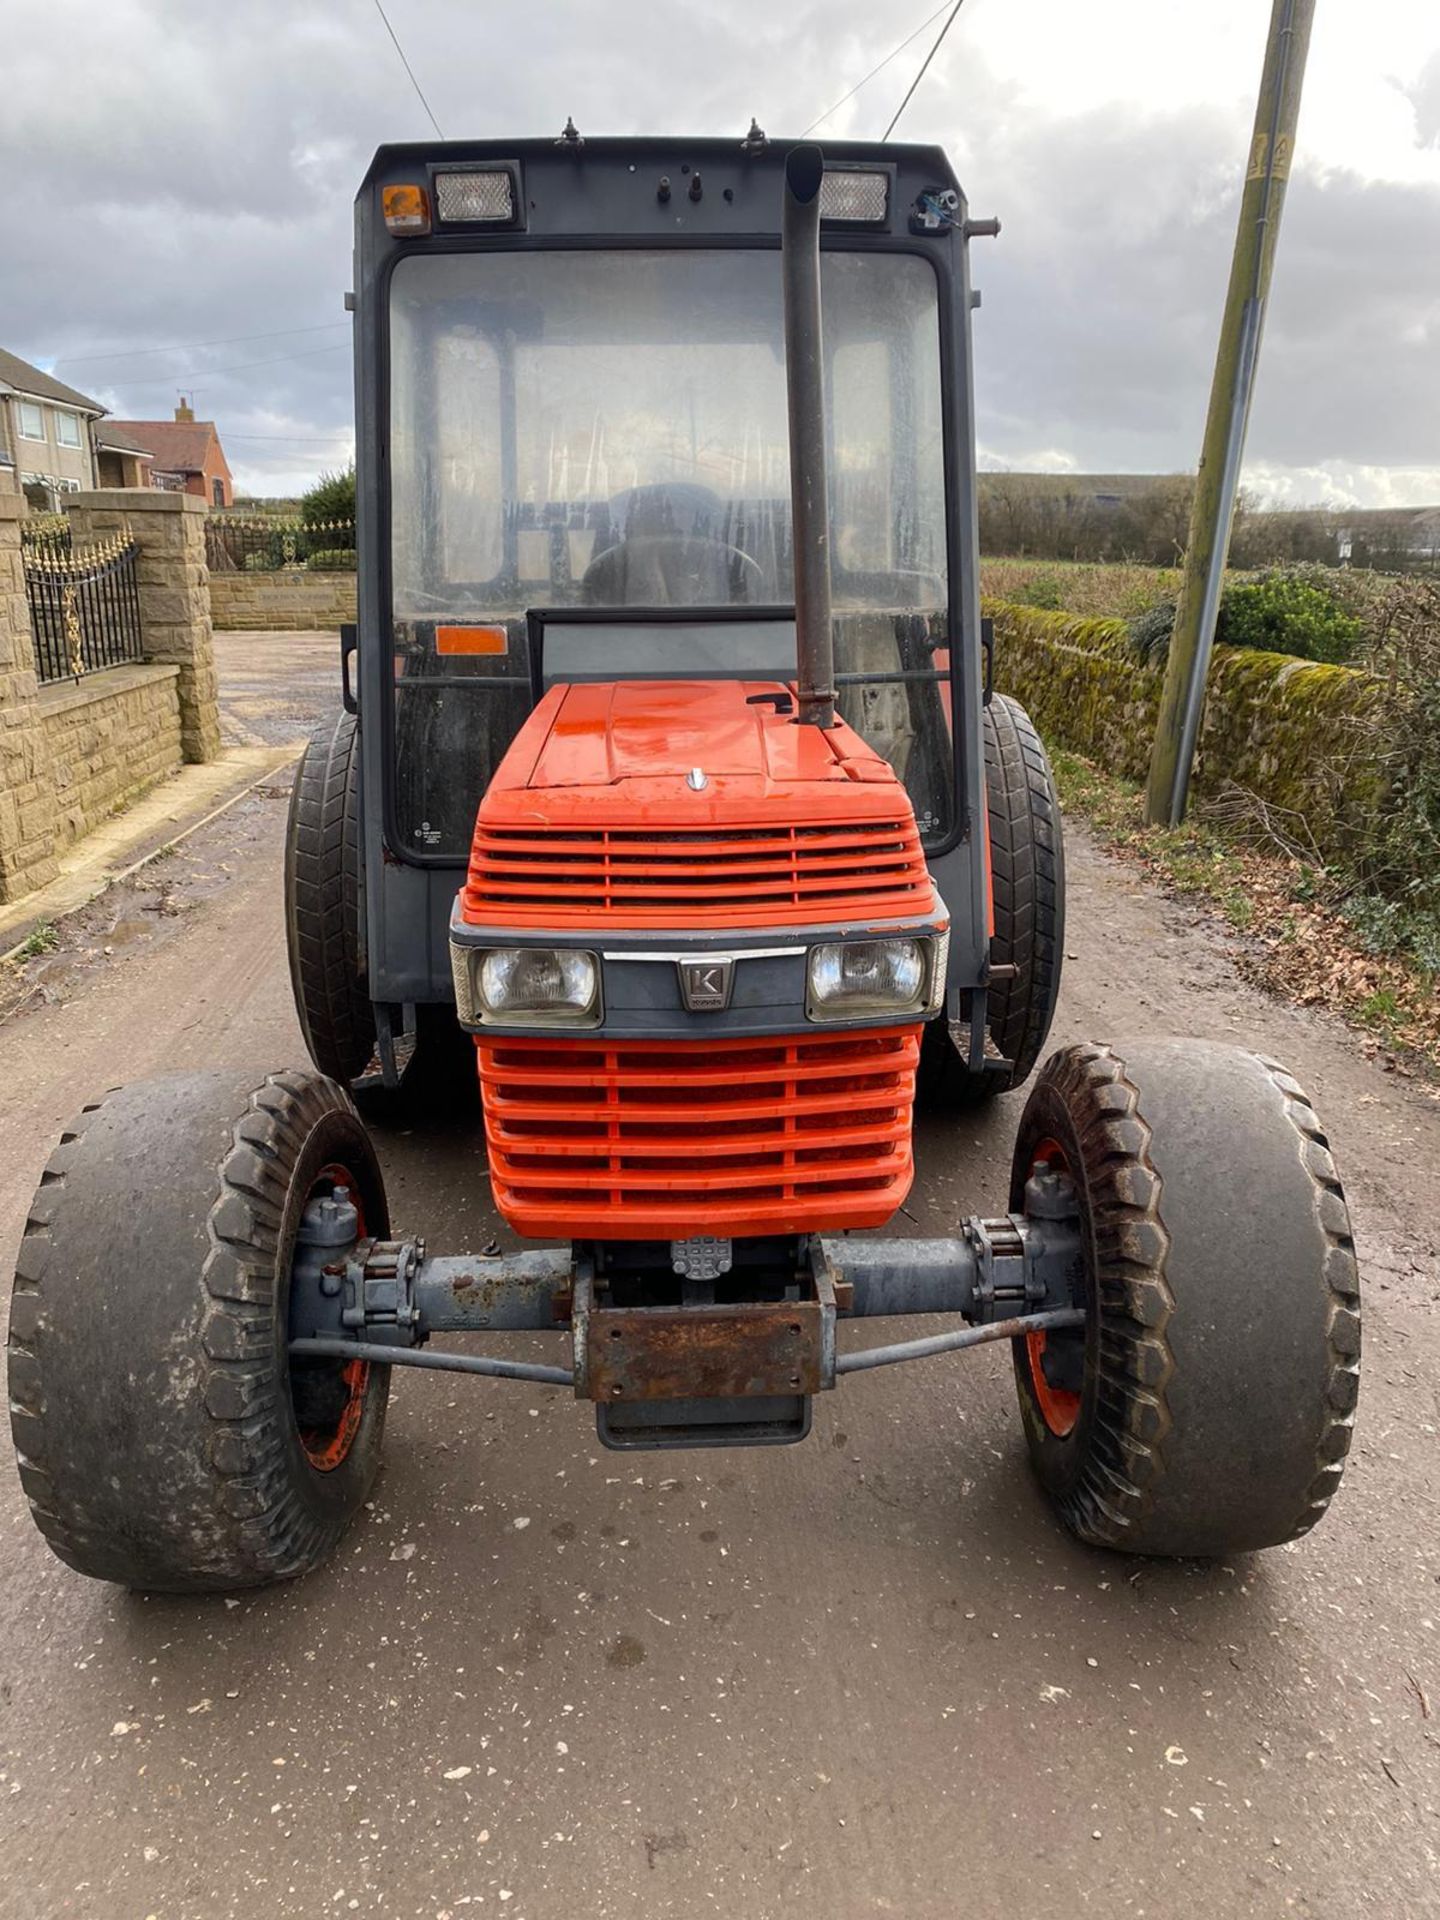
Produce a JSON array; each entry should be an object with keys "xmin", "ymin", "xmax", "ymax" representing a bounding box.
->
[
  {"xmin": 478, "ymin": 1026, "xmax": 920, "ymax": 1238},
  {"xmin": 463, "ymin": 819, "xmax": 932, "ymax": 928}
]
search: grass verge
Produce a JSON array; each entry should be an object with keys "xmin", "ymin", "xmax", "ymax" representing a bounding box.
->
[{"xmin": 1051, "ymin": 749, "xmax": 1440, "ymax": 1077}]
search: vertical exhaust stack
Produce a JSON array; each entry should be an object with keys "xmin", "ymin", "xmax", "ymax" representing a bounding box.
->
[{"xmin": 782, "ymin": 144, "xmax": 836, "ymax": 729}]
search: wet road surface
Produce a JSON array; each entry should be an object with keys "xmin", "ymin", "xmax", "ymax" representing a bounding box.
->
[{"xmin": 0, "ymin": 632, "xmax": 1437, "ymax": 1919}]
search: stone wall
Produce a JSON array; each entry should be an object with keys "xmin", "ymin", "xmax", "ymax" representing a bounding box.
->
[
  {"xmin": 0, "ymin": 489, "xmax": 219, "ymax": 908},
  {"xmin": 38, "ymin": 664, "xmax": 181, "ymax": 852},
  {"xmin": 0, "ymin": 495, "xmax": 59, "ymax": 902},
  {"xmin": 209, "ymin": 569, "xmax": 357, "ymax": 631},
  {"xmin": 66, "ymin": 491, "xmax": 221, "ymax": 763},
  {"xmin": 987, "ymin": 601, "xmax": 1380, "ymax": 863}
]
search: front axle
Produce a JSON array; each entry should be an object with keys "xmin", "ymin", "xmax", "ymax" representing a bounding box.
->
[{"xmin": 288, "ymin": 1171, "xmax": 1086, "ymax": 1449}]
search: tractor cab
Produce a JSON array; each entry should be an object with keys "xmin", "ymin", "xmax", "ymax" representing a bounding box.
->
[
  {"xmin": 384, "ymin": 192, "xmax": 953, "ymax": 854},
  {"xmin": 348, "ymin": 132, "xmax": 998, "ymax": 1089}
]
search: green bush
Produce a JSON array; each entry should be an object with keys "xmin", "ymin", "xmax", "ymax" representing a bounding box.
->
[
  {"xmin": 1355, "ymin": 578, "xmax": 1440, "ymax": 947},
  {"xmin": 1017, "ymin": 569, "xmax": 1064, "ymax": 611},
  {"xmin": 1127, "ymin": 600, "xmax": 1177, "ymax": 665},
  {"xmin": 1126, "ymin": 567, "xmax": 1365, "ymax": 669},
  {"xmin": 300, "ymin": 466, "xmax": 356, "ymax": 546},
  {"xmin": 1216, "ymin": 566, "xmax": 1364, "ymax": 664},
  {"xmin": 305, "ymin": 549, "xmax": 358, "ymax": 571}
]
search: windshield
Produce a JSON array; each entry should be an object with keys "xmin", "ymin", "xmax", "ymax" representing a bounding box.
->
[
  {"xmin": 390, "ymin": 247, "xmax": 945, "ymax": 614},
  {"xmin": 386, "ymin": 247, "xmax": 953, "ymax": 857}
]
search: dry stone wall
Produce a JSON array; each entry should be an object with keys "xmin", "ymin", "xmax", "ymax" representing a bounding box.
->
[{"xmin": 987, "ymin": 601, "xmax": 1380, "ymax": 863}]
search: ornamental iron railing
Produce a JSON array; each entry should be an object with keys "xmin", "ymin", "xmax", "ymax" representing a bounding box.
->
[
  {"xmin": 24, "ymin": 531, "xmax": 144, "ymax": 685},
  {"xmin": 204, "ymin": 515, "xmax": 356, "ymax": 572}
]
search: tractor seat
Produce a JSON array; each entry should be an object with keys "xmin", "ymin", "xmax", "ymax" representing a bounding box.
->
[{"xmin": 582, "ymin": 532, "xmax": 762, "ymax": 607}]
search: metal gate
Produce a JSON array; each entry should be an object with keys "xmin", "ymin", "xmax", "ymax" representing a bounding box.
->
[{"xmin": 23, "ymin": 530, "xmax": 144, "ymax": 684}]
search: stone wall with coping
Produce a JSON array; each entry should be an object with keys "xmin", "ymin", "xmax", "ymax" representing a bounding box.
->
[
  {"xmin": 0, "ymin": 489, "xmax": 219, "ymax": 908},
  {"xmin": 65, "ymin": 490, "xmax": 221, "ymax": 764},
  {"xmin": 208, "ymin": 568, "xmax": 357, "ymax": 631},
  {"xmin": 986, "ymin": 600, "xmax": 1380, "ymax": 864},
  {"xmin": 0, "ymin": 494, "xmax": 60, "ymax": 903},
  {"xmin": 38, "ymin": 663, "xmax": 182, "ymax": 853}
]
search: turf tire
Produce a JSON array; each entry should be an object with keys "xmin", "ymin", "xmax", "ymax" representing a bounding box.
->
[
  {"xmin": 1011, "ymin": 1040, "xmax": 1361, "ymax": 1557},
  {"xmin": 285, "ymin": 710, "xmax": 375, "ymax": 1083},
  {"xmin": 8, "ymin": 1070, "xmax": 390, "ymax": 1592},
  {"xmin": 919, "ymin": 693, "xmax": 1064, "ymax": 1108}
]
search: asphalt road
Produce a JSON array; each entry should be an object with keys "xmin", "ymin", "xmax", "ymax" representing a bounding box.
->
[{"xmin": 1, "ymin": 632, "xmax": 1437, "ymax": 1920}]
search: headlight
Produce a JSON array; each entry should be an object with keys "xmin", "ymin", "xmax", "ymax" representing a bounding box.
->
[
  {"xmin": 456, "ymin": 946, "xmax": 600, "ymax": 1027},
  {"xmin": 807, "ymin": 938, "xmax": 932, "ymax": 1020}
]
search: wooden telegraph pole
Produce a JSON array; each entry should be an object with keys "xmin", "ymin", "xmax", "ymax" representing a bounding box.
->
[{"xmin": 1144, "ymin": 0, "xmax": 1316, "ymax": 826}]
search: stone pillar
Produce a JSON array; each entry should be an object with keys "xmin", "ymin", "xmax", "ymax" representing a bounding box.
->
[
  {"xmin": 0, "ymin": 495, "xmax": 60, "ymax": 904},
  {"xmin": 65, "ymin": 491, "xmax": 221, "ymax": 764}
]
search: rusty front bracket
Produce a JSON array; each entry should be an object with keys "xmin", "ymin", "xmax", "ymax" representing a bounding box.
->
[{"xmin": 571, "ymin": 1252, "xmax": 838, "ymax": 1404}]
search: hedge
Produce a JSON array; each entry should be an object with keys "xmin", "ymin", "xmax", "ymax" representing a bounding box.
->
[{"xmin": 986, "ymin": 601, "xmax": 1381, "ymax": 863}]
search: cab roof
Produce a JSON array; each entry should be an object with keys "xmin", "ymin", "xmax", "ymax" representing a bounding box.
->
[
  {"xmin": 357, "ymin": 134, "xmax": 964, "ymax": 243},
  {"xmin": 361, "ymin": 132, "xmax": 958, "ymax": 190}
]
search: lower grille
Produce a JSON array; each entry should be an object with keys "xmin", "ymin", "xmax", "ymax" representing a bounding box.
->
[{"xmin": 477, "ymin": 1027, "xmax": 920, "ymax": 1239}]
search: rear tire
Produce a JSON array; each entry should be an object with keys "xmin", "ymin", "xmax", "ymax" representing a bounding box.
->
[
  {"xmin": 285, "ymin": 711, "xmax": 376, "ymax": 1083},
  {"xmin": 7, "ymin": 1070, "xmax": 390, "ymax": 1592},
  {"xmin": 1011, "ymin": 1041, "xmax": 1361, "ymax": 1557},
  {"xmin": 919, "ymin": 694, "xmax": 1064, "ymax": 1108}
]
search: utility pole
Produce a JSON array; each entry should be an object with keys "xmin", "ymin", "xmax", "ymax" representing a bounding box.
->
[{"xmin": 1144, "ymin": 0, "xmax": 1315, "ymax": 826}]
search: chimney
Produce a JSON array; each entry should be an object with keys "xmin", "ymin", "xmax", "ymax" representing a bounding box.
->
[{"xmin": 174, "ymin": 396, "xmax": 195, "ymax": 423}]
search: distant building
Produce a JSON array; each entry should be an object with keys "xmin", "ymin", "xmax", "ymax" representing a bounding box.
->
[
  {"xmin": 104, "ymin": 401, "xmax": 234, "ymax": 507},
  {"xmin": 93, "ymin": 424, "xmax": 155, "ymax": 490},
  {"xmin": 1335, "ymin": 506, "xmax": 1440, "ymax": 569},
  {"xmin": 0, "ymin": 347, "xmax": 105, "ymax": 506}
]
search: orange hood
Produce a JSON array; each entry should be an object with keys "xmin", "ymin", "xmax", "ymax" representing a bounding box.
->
[
  {"xmin": 460, "ymin": 679, "xmax": 940, "ymax": 931},
  {"xmin": 495, "ymin": 679, "xmax": 901, "ymax": 796}
]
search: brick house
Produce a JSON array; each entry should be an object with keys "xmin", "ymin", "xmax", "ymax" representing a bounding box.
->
[
  {"xmin": 93, "ymin": 425, "xmax": 155, "ymax": 489},
  {"xmin": 0, "ymin": 347, "xmax": 105, "ymax": 505},
  {"xmin": 105, "ymin": 402, "xmax": 234, "ymax": 507}
]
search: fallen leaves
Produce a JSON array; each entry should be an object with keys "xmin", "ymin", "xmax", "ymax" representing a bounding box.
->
[{"xmin": 1054, "ymin": 752, "xmax": 1440, "ymax": 1077}]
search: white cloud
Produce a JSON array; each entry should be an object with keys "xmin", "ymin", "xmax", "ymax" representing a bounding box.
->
[
  {"xmin": 978, "ymin": 444, "xmax": 1078, "ymax": 475},
  {"xmin": 1242, "ymin": 459, "xmax": 1440, "ymax": 511},
  {"xmin": 2, "ymin": 0, "xmax": 1437, "ymax": 505}
]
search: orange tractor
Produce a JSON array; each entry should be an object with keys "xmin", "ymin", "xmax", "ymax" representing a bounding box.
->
[{"xmin": 8, "ymin": 133, "xmax": 1359, "ymax": 1590}]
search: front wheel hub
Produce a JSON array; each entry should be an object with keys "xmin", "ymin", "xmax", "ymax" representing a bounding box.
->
[
  {"xmin": 291, "ymin": 1165, "xmax": 371, "ymax": 1472},
  {"xmin": 1020, "ymin": 1140, "xmax": 1087, "ymax": 1438}
]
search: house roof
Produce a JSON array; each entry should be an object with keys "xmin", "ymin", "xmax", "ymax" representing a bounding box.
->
[
  {"xmin": 1337, "ymin": 504, "xmax": 1440, "ymax": 528},
  {"xmin": 93, "ymin": 424, "xmax": 155, "ymax": 459},
  {"xmin": 105, "ymin": 419, "xmax": 230, "ymax": 478},
  {"xmin": 0, "ymin": 347, "xmax": 104, "ymax": 415}
]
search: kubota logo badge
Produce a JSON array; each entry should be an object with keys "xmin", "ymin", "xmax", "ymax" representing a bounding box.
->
[{"xmin": 678, "ymin": 957, "xmax": 734, "ymax": 1012}]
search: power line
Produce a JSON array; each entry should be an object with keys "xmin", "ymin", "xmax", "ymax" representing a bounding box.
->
[
  {"xmin": 97, "ymin": 344, "xmax": 351, "ymax": 393},
  {"xmin": 372, "ymin": 0, "xmax": 444, "ymax": 138},
  {"xmin": 54, "ymin": 323, "xmax": 348, "ymax": 371},
  {"xmin": 222, "ymin": 432, "xmax": 356, "ymax": 445},
  {"xmin": 883, "ymin": 0, "xmax": 967, "ymax": 140},
  {"xmin": 803, "ymin": 2, "xmax": 953, "ymax": 137}
]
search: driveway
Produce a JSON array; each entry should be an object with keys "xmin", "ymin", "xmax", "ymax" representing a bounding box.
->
[{"xmin": 0, "ymin": 630, "xmax": 1437, "ymax": 1919}]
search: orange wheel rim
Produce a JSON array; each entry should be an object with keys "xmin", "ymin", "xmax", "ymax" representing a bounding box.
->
[
  {"xmin": 1025, "ymin": 1328, "xmax": 1082, "ymax": 1438},
  {"xmin": 1025, "ymin": 1136, "xmax": 1084, "ymax": 1439},
  {"xmin": 301, "ymin": 1357, "xmax": 369, "ymax": 1471},
  {"xmin": 296, "ymin": 1162, "xmax": 370, "ymax": 1473}
]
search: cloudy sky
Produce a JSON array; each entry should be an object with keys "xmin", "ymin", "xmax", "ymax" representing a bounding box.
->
[{"xmin": 6, "ymin": 0, "xmax": 1438, "ymax": 506}]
